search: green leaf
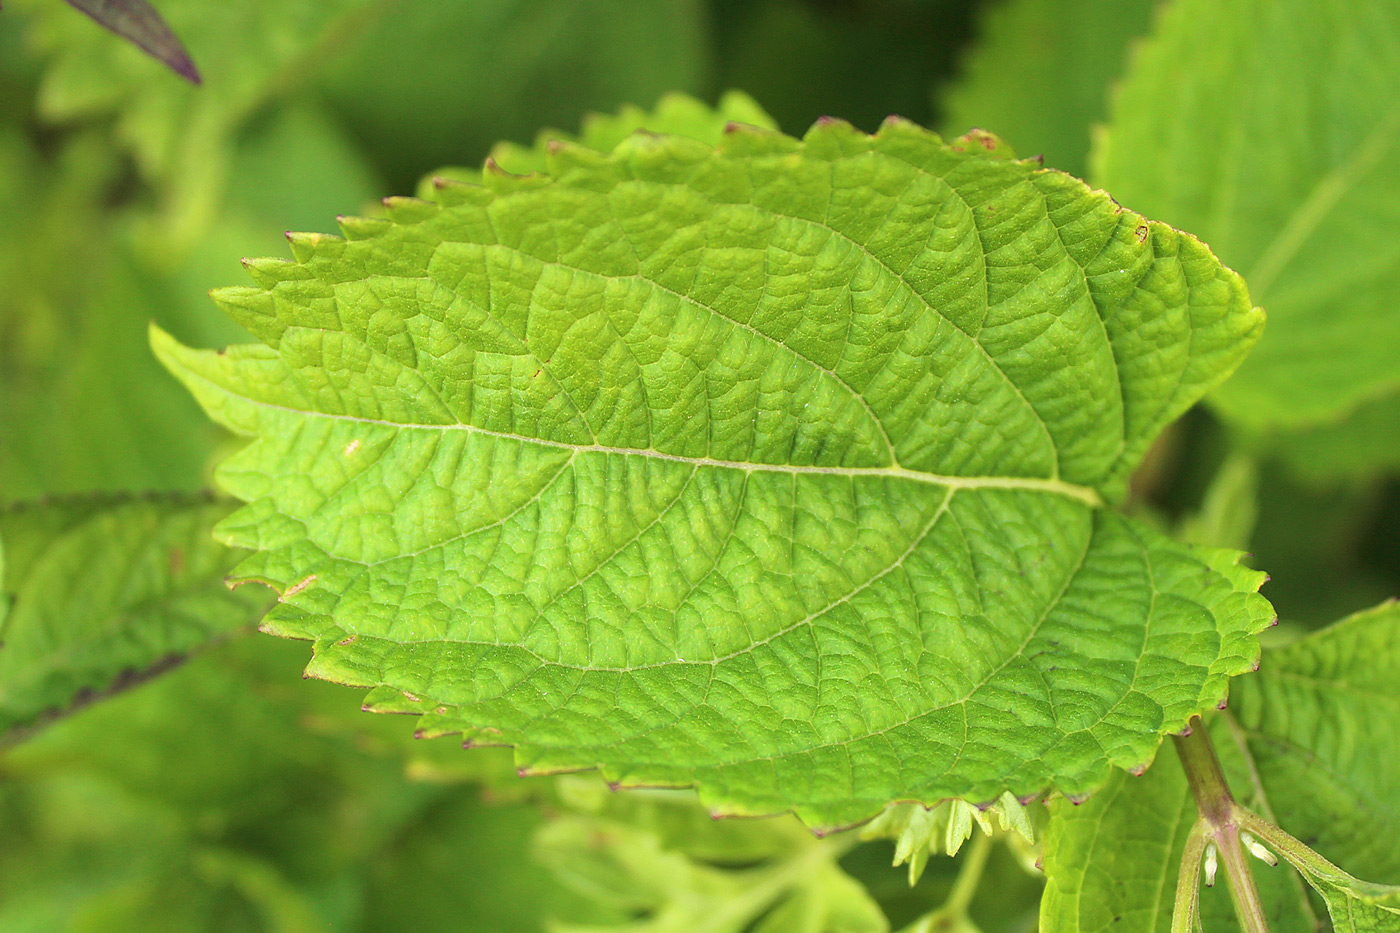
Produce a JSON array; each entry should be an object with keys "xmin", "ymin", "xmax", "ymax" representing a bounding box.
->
[
  {"xmin": 939, "ymin": 0, "xmax": 1155, "ymax": 178},
  {"xmin": 1228, "ymin": 602, "xmax": 1400, "ymax": 881},
  {"xmin": 1093, "ymin": 0, "xmax": 1400, "ymax": 433},
  {"xmin": 0, "ymin": 493, "xmax": 269, "ymax": 741},
  {"xmin": 158, "ymin": 116, "xmax": 1272, "ymax": 828},
  {"xmin": 1299, "ymin": 872, "xmax": 1400, "ymax": 933}
]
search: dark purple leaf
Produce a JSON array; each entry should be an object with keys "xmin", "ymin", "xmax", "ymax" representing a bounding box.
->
[{"xmin": 65, "ymin": 0, "xmax": 201, "ymax": 84}]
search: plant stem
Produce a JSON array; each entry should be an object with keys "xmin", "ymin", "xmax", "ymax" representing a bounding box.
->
[
  {"xmin": 1172, "ymin": 716, "xmax": 1271, "ymax": 933},
  {"xmin": 945, "ymin": 831, "xmax": 994, "ymax": 917},
  {"xmin": 898, "ymin": 832, "xmax": 995, "ymax": 933}
]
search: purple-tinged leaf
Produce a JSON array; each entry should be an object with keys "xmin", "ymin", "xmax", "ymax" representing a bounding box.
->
[{"xmin": 65, "ymin": 0, "xmax": 200, "ymax": 84}]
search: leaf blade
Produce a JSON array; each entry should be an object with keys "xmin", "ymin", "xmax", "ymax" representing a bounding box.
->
[{"xmin": 159, "ymin": 116, "xmax": 1271, "ymax": 828}]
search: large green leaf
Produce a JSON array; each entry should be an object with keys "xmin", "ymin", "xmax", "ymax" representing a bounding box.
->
[
  {"xmin": 1093, "ymin": 0, "xmax": 1400, "ymax": 434},
  {"xmin": 0, "ymin": 494, "xmax": 269, "ymax": 740},
  {"xmin": 1040, "ymin": 601, "xmax": 1400, "ymax": 931},
  {"xmin": 939, "ymin": 0, "xmax": 1155, "ymax": 178},
  {"xmin": 158, "ymin": 116, "xmax": 1272, "ymax": 828}
]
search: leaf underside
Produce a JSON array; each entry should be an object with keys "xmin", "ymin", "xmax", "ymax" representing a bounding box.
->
[{"xmin": 158, "ymin": 113, "xmax": 1271, "ymax": 828}]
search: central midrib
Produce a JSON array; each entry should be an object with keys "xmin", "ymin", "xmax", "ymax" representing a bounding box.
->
[{"xmin": 214, "ymin": 376, "xmax": 1105, "ymax": 507}]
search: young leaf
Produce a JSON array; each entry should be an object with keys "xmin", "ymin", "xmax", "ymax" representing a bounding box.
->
[
  {"xmin": 939, "ymin": 0, "xmax": 1155, "ymax": 178},
  {"xmin": 1094, "ymin": 0, "xmax": 1400, "ymax": 434},
  {"xmin": 157, "ymin": 117, "xmax": 1272, "ymax": 828},
  {"xmin": 0, "ymin": 493, "xmax": 270, "ymax": 741},
  {"xmin": 859, "ymin": 794, "xmax": 1036, "ymax": 885}
]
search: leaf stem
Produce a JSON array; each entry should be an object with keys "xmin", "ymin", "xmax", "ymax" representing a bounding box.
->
[
  {"xmin": 945, "ymin": 830, "xmax": 994, "ymax": 917},
  {"xmin": 1172, "ymin": 716, "xmax": 1270, "ymax": 933},
  {"xmin": 1172, "ymin": 822, "xmax": 1208, "ymax": 933},
  {"xmin": 899, "ymin": 831, "xmax": 994, "ymax": 933}
]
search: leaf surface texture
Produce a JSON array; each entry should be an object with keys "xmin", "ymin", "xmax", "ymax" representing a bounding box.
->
[{"xmin": 160, "ymin": 117, "xmax": 1271, "ymax": 827}]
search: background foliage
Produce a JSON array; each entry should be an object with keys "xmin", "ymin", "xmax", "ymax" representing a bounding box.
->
[{"xmin": 1, "ymin": 0, "xmax": 1397, "ymax": 930}]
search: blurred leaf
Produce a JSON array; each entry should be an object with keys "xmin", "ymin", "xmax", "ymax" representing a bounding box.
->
[
  {"xmin": 0, "ymin": 633, "xmax": 575, "ymax": 931},
  {"xmin": 0, "ymin": 105, "xmax": 382, "ymax": 499},
  {"xmin": 0, "ymin": 245, "xmax": 233, "ymax": 498},
  {"xmin": 536, "ymin": 778, "xmax": 886, "ymax": 932},
  {"xmin": 64, "ymin": 0, "xmax": 200, "ymax": 83},
  {"xmin": 317, "ymin": 0, "xmax": 709, "ymax": 189},
  {"xmin": 1272, "ymin": 391, "xmax": 1400, "ymax": 485},
  {"xmin": 939, "ymin": 0, "xmax": 1155, "ymax": 177},
  {"xmin": 711, "ymin": 0, "xmax": 979, "ymax": 135},
  {"xmin": 1094, "ymin": 0, "xmax": 1400, "ymax": 442},
  {"xmin": 14, "ymin": 0, "xmax": 385, "ymax": 251},
  {"xmin": 1176, "ymin": 454, "xmax": 1259, "ymax": 551},
  {"xmin": 362, "ymin": 784, "xmax": 620, "ymax": 932},
  {"xmin": 0, "ymin": 494, "xmax": 269, "ymax": 742},
  {"xmin": 1246, "ymin": 469, "xmax": 1393, "ymax": 627}
]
